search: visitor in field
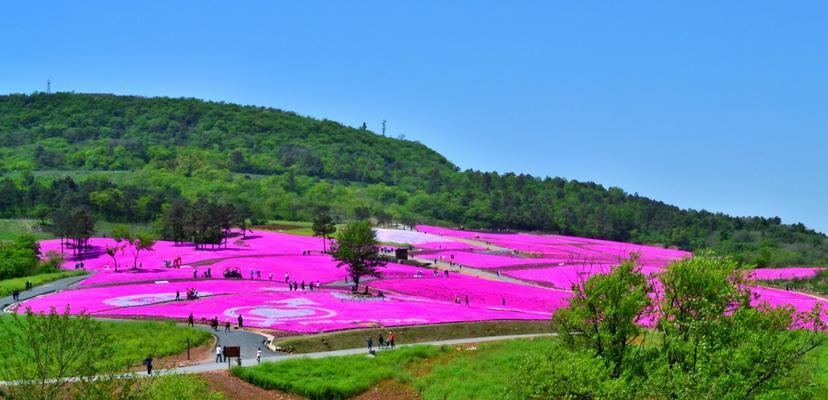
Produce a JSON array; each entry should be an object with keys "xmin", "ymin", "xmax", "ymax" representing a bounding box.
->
[
  {"xmin": 502, "ymin": 297, "xmax": 506, "ymax": 306},
  {"xmin": 11, "ymin": 289, "xmax": 19, "ymax": 301},
  {"xmin": 216, "ymin": 345, "xmax": 223, "ymax": 362},
  {"xmin": 465, "ymin": 295, "xmax": 469, "ymax": 306},
  {"xmin": 378, "ymin": 334, "xmax": 385, "ymax": 349},
  {"xmin": 175, "ymin": 291, "xmax": 180, "ymax": 301},
  {"xmin": 367, "ymin": 336, "xmax": 373, "ymax": 352},
  {"xmin": 250, "ymin": 270, "xmax": 254, "ymax": 280},
  {"xmin": 389, "ymin": 332, "xmax": 396, "ymax": 349},
  {"xmin": 143, "ymin": 356, "xmax": 153, "ymax": 375},
  {"xmin": 225, "ymin": 320, "xmax": 231, "ymax": 332},
  {"xmin": 193, "ymin": 269, "xmax": 197, "ymax": 279},
  {"xmin": 284, "ymin": 272, "xmax": 289, "ymax": 282},
  {"xmin": 301, "ymin": 281, "xmax": 306, "ymax": 290},
  {"xmin": 238, "ymin": 314, "xmax": 244, "ymax": 329},
  {"xmin": 316, "ymin": 280, "xmax": 321, "ymax": 288},
  {"xmin": 187, "ymin": 313, "xmax": 194, "ymax": 327},
  {"xmin": 269, "ymin": 271, "xmax": 273, "ymax": 280},
  {"xmin": 309, "ymin": 281, "xmax": 314, "ymax": 291},
  {"xmin": 257, "ymin": 347, "xmax": 262, "ymax": 364}
]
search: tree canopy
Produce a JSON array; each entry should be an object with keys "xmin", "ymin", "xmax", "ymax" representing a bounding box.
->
[{"xmin": 331, "ymin": 220, "xmax": 386, "ymax": 291}]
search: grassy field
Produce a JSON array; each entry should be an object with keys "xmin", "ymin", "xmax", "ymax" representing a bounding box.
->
[
  {"xmin": 273, "ymin": 320, "xmax": 552, "ymax": 353},
  {"xmin": 413, "ymin": 337, "xmax": 555, "ymax": 400},
  {"xmin": 0, "ymin": 218, "xmax": 54, "ymax": 241},
  {"xmin": 0, "ymin": 316, "xmax": 212, "ymax": 370},
  {"xmin": 252, "ymin": 219, "xmax": 347, "ymax": 237},
  {"xmin": 0, "ymin": 218, "xmax": 152, "ymax": 242},
  {"xmin": 101, "ymin": 319, "xmax": 212, "ymax": 368},
  {"xmin": 0, "ymin": 270, "xmax": 88, "ymax": 297},
  {"xmin": 232, "ymin": 345, "xmax": 446, "ymax": 399}
]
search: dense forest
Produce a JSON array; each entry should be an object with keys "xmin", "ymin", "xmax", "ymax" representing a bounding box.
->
[{"xmin": 1, "ymin": 92, "xmax": 826, "ymax": 266}]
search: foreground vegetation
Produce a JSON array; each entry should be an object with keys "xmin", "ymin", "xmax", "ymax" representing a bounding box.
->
[
  {"xmin": 1, "ymin": 93, "xmax": 826, "ymax": 265},
  {"xmin": 236, "ymin": 256, "xmax": 828, "ymax": 399},
  {"xmin": 0, "ymin": 310, "xmax": 215, "ymax": 400},
  {"xmin": 0, "ymin": 313, "xmax": 211, "ymax": 371}
]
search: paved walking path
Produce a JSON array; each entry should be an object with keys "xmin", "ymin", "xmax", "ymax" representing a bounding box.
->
[
  {"xmin": 144, "ymin": 332, "xmax": 554, "ymax": 375},
  {"xmin": 0, "ymin": 272, "xmax": 91, "ymax": 310}
]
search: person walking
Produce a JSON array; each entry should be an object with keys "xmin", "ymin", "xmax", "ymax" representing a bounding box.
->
[
  {"xmin": 175, "ymin": 291, "xmax": 180, "ymax": 301},
  {"xmin": 285, "ymin": 272, "xmax": 289, "ymax": 283},
  {"xmin": 143, "ymin": 356, "xmax": 153, "ymax": 375},
  {"xmin": 367, "ymin": 336, "xmax": 373, "ymax": 353},
  {"xmin": 269, "ymin": 272, "xmax": 273, "ymax": 281},
  {"xmin": 238, "ymin": 314, "xmax": 244, "ymax": 329},
  {"xmin": 465, "ymin": 295, "xmax": 469, "ymax": 306},
  {"xmin": 225, "ymin": 321, "xmax": 231, "ymax": 332},
  {"xmin": 187, "ymin": 313, "xmax": 194, "ymax": 327},
  {"xmin": 257, "ymin": 347, "xmax": 262, "ymax": 364},
  {"xmin": 216, "ymin": 344, "xmax": 223, "ymax": 363},
  {"xmin": 389, "ymin": 332, "xmax": 396, "ymax": 349}
]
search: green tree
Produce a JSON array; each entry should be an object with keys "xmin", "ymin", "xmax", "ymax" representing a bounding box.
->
[
  {"xmin": 553, "ymin": 258, "xmax": 651, "ymax": 378},
  {"xmin": 128, "ymin": 231, "xmax": 157, "ymax": 270},
  {"xmin": 0, "ymin": 307, "xmax": 127, "ymax": 400},
  {"xmin": 331, "ymin": 221, "xmax": 387, "ymax": 292},
  {"xmin": 312, "ymin": 212, "xmax": 337, "ymax": 252}
]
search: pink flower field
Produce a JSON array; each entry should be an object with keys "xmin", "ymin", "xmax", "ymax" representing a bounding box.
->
[
  {"xmin": 748, "ymin": 268, "xmax": 825, "ymax": 281},
  {"xmin": 13, "ymin": 226, "xmax": 827, "ymax": 334}
]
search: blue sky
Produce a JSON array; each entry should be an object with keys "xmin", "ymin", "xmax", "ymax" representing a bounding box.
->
[{"xmin": 1, "ymin": 1, "xmax": 827, "ymax": 232}]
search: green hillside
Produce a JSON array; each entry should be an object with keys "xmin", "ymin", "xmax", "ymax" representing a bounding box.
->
[{"xmin": 1, "ymin": 92, "xmax": 826, "ymax": 266}]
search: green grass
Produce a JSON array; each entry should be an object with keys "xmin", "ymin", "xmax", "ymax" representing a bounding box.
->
[
  {"xmin": 0, "ymin": 219, "xmax": 54, "ymax": 241},
  {"xmin": 232, "ymin": 345, "xmax": 447, "ymax": 400},
  {"xmin": 0, "ymin": 316, "xmax": 212, "ymax": 370},
  {"xmin": 0, "ymin": 218, "xmax": 151, "ymax": 242},
  {"xmin": 100, "ymin": 320, "xmax": 212, "ymax": 368},
  {"xmin": 0, "ymin": 270, "xmax": 87, "ymax": 297},
  {"xmin": 274, "ymin": 320, "xmax": 552, "ymax": 353},
  {"xmin": 413, "ymin": 337, "xmax": 556, "ymax": 400}
]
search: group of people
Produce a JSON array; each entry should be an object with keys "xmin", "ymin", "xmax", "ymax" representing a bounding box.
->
[
  {"xmin": 454, "ymin": 295, "xmax": 470, "ymax": 306},
  {"xmin": 177, "ymin": 288, "xmax": 199, "ymax": 300},
  {"xmin": 287, "ymin": 279, "xmax": 321, "ymax": 291},
  {"xmin": 208, "ymin": 314, "xmax": 244, "ymax": 332},
  {"xmin": 193, "ymin": 267, "xmax": 214, "ymax": 279},
  {"xmin": 9, "ymin": 281, "xmax": 34, "ymax": 301},
  {"xmin": 366, "ymin": 331, "xmax": 397, "ymax": 353}
]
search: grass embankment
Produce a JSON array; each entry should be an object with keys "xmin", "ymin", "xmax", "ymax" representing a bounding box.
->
[
  {"xmin": 101, "ymin": 320, "xmax": 212, "ymax": 368},
  {"xmin": 233, "ymin": 345, "xmax": 445, "ymax": 399},
  {"xmin": 0, "ymin": 270, "xmax": 87, "ymax": 297},
  {"xmin": 234, "ymin": 336, "xmax": 557, "ymax": 399},
  {"xmin": 273, "ymin": 320, "xmax": 552, "ymax": 353},
  {"xmin": 0, "ymin": 317, "xmax": 212, "ymax": 370}
]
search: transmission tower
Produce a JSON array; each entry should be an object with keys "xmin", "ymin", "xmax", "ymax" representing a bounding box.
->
[
  {"xmin": 382, "ymin": 119, "xmax": 387, "ymax": 136},
  {"xmin": 47, "ymin": 79, "xmax": 51, "ymax": 94}
]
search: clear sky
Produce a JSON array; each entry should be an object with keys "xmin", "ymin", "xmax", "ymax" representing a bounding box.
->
[{"xmin": 1, "ymin": 1, "xmax": 826, "ymax": 232}]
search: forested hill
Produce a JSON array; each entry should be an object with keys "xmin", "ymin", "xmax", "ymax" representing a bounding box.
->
[
  {"xmin": 1, "ymin": 92, "xmax": 826, "ymax": 266},
  {"xmin": 0, "ymin": 92, "xmax": 457, "ymax": 184}
]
